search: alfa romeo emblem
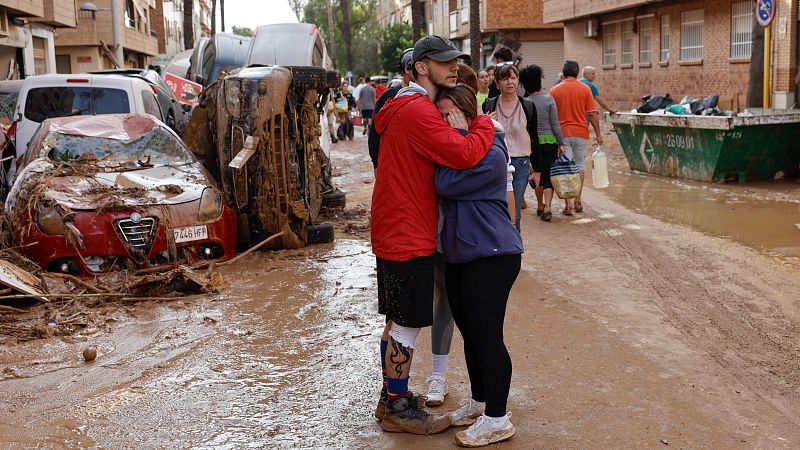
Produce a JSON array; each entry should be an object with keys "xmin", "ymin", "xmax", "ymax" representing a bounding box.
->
[{"xmin": 130, "ymin": 212, "xmax": 142, "ymax": 223}]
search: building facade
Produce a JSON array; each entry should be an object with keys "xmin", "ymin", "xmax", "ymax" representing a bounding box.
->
[
  {"xmin": 0, "ymin": 0, "xmax": 76, "ymax": 78},
  {"xmin": 377, "ymin": 0, "xmax": 563, "ymax": 74},
  {"xmin": 485, "ymin": 0, "xmax": 563, "ymax": 87},
  {"xmin": 544, "ymin": 0, "xmax": 797, "ymax": 110}
]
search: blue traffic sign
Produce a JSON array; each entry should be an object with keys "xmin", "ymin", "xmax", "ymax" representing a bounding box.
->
[{"xmin": 756, "ymin": 0, "xmax": 775, "ymax": 27}]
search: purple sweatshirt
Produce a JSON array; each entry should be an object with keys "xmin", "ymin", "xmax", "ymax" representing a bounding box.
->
[{"xmin": 435, "ymin": 131, "xmax": 524, "ymax": 264}]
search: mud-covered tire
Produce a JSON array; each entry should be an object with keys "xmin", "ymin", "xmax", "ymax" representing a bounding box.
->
[
  {"xmin": 305, "ymin": 221, "xmax": 334, "ymax": 245},
  {"xmin": 288, "ymin": 66, "xmax": 340, "ymax": 91},
  {"xmin": 322, "ymin": 189, "xmax": 346, "ymax": 209}
]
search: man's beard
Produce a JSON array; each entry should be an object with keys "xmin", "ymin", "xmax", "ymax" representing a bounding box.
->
[{"xmin": 430, "ymin": 69, "xmax": 456, "ymax": 89}]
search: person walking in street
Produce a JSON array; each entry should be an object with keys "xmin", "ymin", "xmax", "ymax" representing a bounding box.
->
[
  {"xmin": 368, "ymin": 48, "xmax": 414, "ymax": 170},
  {"xmin": 353, "ymin": 77, "xmax": 366, "ymax": 100},
  {"xmin": 482, "ymin": 63, "xmax": 540, "ymax": 232},
  {"xmin": 580, "ymin": 66, "xmax": 618, "ymax": 115},
  {"xmin": 520, "ymin": 64, "xmax": 565, "ymax": 222},
  {"xmin": 550, "ymin": 60, "xmax": 603, "ymax": 215},
  {"xmin": 325, "ymin": 89, "xmax": 338, "ymax": 143},
  {"xmin": 487, "ymin": 47, "xmax": 513, "ymax": 98},
  {"xmin": 358, "ymin": 77, "xmax": 377, "ymax": 135},
  {"xmin": 477, "ymin": 69, "xmax": 490, "ymax": 110},
  {"xmin": 334, "ymin": 80, "xmax": 356, "ymax": 140},
  {"xmin": 434, "ymin": 83, "xmax": 523, "ymax": 447},
  {"xmin": 371, "ymin": 35, "xmax": 495, "ymax": 435}
]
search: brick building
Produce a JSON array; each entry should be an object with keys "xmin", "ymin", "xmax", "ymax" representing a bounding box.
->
[
  {"xmin": 485, "ymin": 0, "xmax": 563, "ymax": 88},
  {"xmin": 544, "ymin": 0, "xmax": 798, "ymax": 110},
  {"xmin": 377, "ymin": 0, "xmax": 563, "ymax": 71},
  {"xmin": 0, "ymin": 0, "xmax": 76, "ymax": 78}
]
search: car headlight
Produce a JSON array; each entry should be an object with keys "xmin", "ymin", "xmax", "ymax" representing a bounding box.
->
[
  {"xmin": 198, "ymin": 187, "xmax": 223, "ymax": 222},
  {"xmin": 36, "ymin": 204, "xmax": 66, "ymax": 235},
  {"xmin": 224, "ymin": 79, "xmax": 241, "ymax": 119}
]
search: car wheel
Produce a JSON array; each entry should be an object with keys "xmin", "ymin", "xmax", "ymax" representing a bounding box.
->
[
  {"xmin": 305, "ymin": 221, "xmax": 334, "ymax": 245},
  {"xmin": 288, "ymin": 67, "xmax": 341, "ymax": 91},
  {"xmin": 322, "ymin": 189, "xmax": 346, "ymax": 209}
]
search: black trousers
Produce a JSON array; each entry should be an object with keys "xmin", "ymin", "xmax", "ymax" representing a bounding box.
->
[{"xmin": 445, "ymin": 253, "xmax": 521, "ymax": 417}]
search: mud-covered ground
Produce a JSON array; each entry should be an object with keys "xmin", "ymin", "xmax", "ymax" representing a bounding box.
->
[{"xmin": 1, "ymin": 125, "xmax": 800, "ymax": 448}]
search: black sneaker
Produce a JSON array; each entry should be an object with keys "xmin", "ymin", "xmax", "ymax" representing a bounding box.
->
[{"xmin": 380, "ymin": 393, "xmax": 451, "ymax": 435}]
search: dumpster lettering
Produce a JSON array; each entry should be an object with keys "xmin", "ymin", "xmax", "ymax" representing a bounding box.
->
[
  {"xmin": 638, "ymin": 131, "xmax": 655, "ymax": 171},
  {"xmin": 653, "ymin": 133, "xmax": 695, "ymax": 150}
]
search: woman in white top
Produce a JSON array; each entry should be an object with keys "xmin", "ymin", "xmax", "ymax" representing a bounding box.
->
[{"xmin": 482, "ymin": 63, "xmax": 540, "ymax": 232}]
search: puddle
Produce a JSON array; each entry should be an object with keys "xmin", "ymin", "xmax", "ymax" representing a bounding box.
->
[{"xmin": 601, "ymin": 164, "xmax": 800, "ymax": 258}]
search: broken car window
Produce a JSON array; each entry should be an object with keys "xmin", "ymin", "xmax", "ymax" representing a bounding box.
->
[{"xmin": 43, "ymin": 126, "xmax": 194, "ymax": 168}]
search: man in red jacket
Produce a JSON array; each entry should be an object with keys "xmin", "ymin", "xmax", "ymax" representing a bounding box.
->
[{"xmin": 371, "ymin": 35, "xmax": 495, "ymax": 435}]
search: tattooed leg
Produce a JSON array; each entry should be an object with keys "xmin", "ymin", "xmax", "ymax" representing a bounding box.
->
[{"xmin": 385, "ymin": 335, "xmax": 414, "ymax": 379}]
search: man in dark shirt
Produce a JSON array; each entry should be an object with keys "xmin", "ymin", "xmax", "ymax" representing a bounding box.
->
[{"xmin": 368, "ymin": 48, "xmax": 415, "ymax": 169}]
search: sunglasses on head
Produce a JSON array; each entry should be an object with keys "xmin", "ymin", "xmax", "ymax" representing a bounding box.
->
[{"xmin": 496, "ymin": 61, "xmax": 514, "ymax": 67}]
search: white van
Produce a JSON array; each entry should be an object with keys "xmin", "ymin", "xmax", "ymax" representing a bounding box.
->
[{"xmin": 13, "ymin": 74, "xmax": 164, "ymax": 159}]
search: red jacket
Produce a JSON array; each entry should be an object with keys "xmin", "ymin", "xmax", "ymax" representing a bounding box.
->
[{"xmin": 371, "ymin": 91, "xmax": 495, "ymax": 261}]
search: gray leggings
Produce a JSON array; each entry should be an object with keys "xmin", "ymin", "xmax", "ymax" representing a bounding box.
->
[{"xmin": 432, "ymin": 252, "xmax": 454, "ymax": 355}]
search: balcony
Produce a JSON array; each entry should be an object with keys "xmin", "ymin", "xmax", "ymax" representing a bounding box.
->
[
  {"xmin": 3, "ymin": 0, "xmax": 44, "ymax": 18},
  {"xmin": 37, "ymin": 0, "xmax": 77, "ymax": 28},
  {"xmin": 449, "ymin": 10, "xmax": 457, "ymax": 37},
  {"xmin": 543, "ymin": 0, "xmax": 666, "ymax": 24}
]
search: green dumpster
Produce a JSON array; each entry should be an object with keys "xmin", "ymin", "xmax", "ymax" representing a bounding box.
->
[{"xmin": 610, "ymin": 109, "xmax": 800, "ymax": 182}]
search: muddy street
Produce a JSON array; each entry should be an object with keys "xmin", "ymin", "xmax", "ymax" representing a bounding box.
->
[{"xmin": 1, "ymin": 130, "xmax": 800, "ymax": 448}]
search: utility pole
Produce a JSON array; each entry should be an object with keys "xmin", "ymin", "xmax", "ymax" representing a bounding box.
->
[
  {"xmin": 220, "ymin": 0, "xmax": 225, "ymax": 32},
  {"xmin": 111, "ymin": 0, "xmax": 123, "ymax": 66}
]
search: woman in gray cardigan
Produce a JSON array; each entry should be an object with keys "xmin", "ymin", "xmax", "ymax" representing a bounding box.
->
[{"xmin": 520, "ymin": 64, "xmax": 565, "ymax": 222}]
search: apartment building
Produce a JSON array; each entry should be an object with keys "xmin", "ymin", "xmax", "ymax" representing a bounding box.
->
[
  {"xmin": 0, "ymin": 0, "xmax": 76, "ymax": 78},
  {"xmin": 485, "ymin": 0, "xmax": 563, "ymax": 88},
  {"xmin": 543, "ymin": 0, "xmax": 797, "ymax": 109},
  {"xmin": 55, "ymin": 0, "xmax": 158, "ymax": 72},
  {"xmin": 377, "ymin": 0, "xmax": 563, "ymax": 73}
]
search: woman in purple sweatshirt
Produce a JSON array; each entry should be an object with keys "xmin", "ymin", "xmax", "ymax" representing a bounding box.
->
[{"xmin": 433, "ymin": 84, "xmax": 524, "ymax": 447}]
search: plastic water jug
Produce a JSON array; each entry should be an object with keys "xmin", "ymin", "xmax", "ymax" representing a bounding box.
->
[{"xmin": 591, "ymin": 147, "xmax": 609, "ymax": 189}]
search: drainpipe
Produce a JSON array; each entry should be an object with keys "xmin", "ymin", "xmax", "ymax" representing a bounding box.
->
[{"xmin": 764, "ymin": 23, "xmax": 771, "ymax": 108}]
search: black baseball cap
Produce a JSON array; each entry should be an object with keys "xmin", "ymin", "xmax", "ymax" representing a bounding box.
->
[
  {"xmin": 399, "ymin": 48, "xmax": 414, "ymax": 72},
  {"xmin": 413, "ymin": 35, "xmax": 471, "ymax": 65}
]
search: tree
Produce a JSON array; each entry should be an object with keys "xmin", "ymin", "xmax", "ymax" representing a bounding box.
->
[
  {"xmin": 288, "ymin": 0, "xmax": 306, "ymax": 21},
  {"xmin": 379, "ymin": 22, "xmax": 413, "ymax": 74},
  {"xmin": 304, "ymin": 0, "xmax": 380, "ymax": 75},
  {"xmin": 469, "ymin": 0, "xmax": 480, "ymax": 71},
  {"xmin": 232, "ymin": 26, "xmax": 253, "ymax": 37},
  {"xmin": 211, "ymin": 0, "xmax": 216, "ymax": 34},
  {"xmin": 220, "ymin": 0, "xmax": 226, "ymax": 32},
  {"xmin": 183, "ymin": 0, "xmax": 194, "ymax": 48},
  {"xmin": 327, "ymin": 0, "xmax": 336, "ymax": 65},
  {"xmin": 410, "ymin": 0, "xmax": 423, "ymax": 41},
  {"xmin": 339, "ymin": 0, "xmax": 353, "ymax": 71}
]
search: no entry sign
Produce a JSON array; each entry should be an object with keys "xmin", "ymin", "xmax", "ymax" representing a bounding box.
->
[{"xmin": 756, "ymin": 0, "xmax": 776, "ymax": 27}]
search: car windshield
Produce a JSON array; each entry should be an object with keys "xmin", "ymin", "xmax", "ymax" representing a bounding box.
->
[{"xmin": 41, "ymin": 126, "xmax": 194, "ymax": 169}]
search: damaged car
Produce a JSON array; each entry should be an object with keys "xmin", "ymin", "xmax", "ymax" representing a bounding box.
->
[{"xmin": 5, "ymin": 113, "xmax": 237, "ymax": 278}]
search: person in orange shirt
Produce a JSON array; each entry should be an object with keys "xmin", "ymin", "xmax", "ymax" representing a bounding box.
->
[{"xmin": 549, "ymin": 60, "xmax": 603, "ymax": 215}]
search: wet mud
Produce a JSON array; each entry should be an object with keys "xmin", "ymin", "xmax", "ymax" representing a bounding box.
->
[{"xmin": 2, "ymin": 131, "xmax": 800, "ymax": 448}]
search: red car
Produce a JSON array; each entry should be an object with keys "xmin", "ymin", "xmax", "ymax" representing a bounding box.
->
[{"xmin": 5, "ymin": 113, "xmax": 236, "ymax": 278}]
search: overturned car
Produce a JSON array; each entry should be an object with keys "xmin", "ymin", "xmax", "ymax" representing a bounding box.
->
[
  {"xmin": 185, "ymin": 64, "xmax": 343, "ymax": 249},
  {"xmin": 6, "ymin": 114, "xmax": 236, "ymax": 277}
]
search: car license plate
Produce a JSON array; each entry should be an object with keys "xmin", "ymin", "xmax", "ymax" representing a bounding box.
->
[{"xmin": 173, "ymin": 225, "xmax": 208, "ymax": 243}]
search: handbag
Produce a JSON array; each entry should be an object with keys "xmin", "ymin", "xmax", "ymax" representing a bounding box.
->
[
  {"xmin": 550, "ymin": 153, "xmax": 581, "ymax": 199},
  {"xmin": 335, "ymin": 97, "xmax": 349, "ymax": 113}
]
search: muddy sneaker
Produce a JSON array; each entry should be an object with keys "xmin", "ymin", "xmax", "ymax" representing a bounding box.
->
[
  {"xmin": 381, "ymin": 393, "xmax": 451, "ymax": 435},
  {"xmin": 455, "ymin": 413, "xmax": 515, "ymax": 447},
  {"xmin": 450, "ymin": 398, "xmax": 485, "ymax": 426},
  {"xmin": 374, "ymin": 387, "xmax": 387, "ymax": 421},
  {"xmin": 425, "ymin": 375, "xmax": 448, "ymax": 407}
]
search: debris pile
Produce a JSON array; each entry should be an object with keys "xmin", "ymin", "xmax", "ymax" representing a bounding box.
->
[{"xmin": 634, "ymin": 93, "xmax": 732, "ymax": 116}]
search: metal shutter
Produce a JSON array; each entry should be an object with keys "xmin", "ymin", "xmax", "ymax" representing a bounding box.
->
[{"xmin": 516, "ymin": 40, "xmax": 564, "ymax": 94}]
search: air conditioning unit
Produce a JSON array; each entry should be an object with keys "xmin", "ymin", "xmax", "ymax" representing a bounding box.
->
[{"xmin": 584, "ymin": 19, "xmax": 598, "ymax": 39}]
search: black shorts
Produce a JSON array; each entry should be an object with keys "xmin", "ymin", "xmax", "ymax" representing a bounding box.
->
[
  {"xmin": 376, "ymin": 255, "xmax": 435, "ymax": 328},
  {"xmin": 361, "ymin": 109, "xmax": 374, "ymax": 119}
]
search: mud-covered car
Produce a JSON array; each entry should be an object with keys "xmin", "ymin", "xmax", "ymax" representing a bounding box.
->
[
  {"xmin": 5, "ymin": 114, "xmax": 236, "ymax": 277},
  {"xmin": 185, "ymin": 65, "xmax": 342, "ymax": 249}
]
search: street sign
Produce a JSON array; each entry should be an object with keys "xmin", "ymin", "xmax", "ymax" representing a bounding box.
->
[
  {"xmin": 164, "ymin": 73, "xmax": 203, "ymax": 107},
  {"xmin": 756, "ymin": 0, "xmax": 776, "ymax": 27},
  {"xmin": 346, "ymin": 71, "xmax": 353, "ymax": 78}
]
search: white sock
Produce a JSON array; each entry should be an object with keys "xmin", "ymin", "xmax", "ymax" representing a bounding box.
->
[
  {"xmin": 484, "ymin": 413, "xmax": 510, "ymax": 425},
  {"xmin": 431, "ymin": 353, "xmax": 448, "ymax": 378}
]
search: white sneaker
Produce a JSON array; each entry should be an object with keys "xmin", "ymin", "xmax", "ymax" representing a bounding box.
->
[
  {"xmin": 449, "ymin": 398, "xmax": 485, "ymax": 426},
  {"xmin": 424, "ymin": 375, "xmax": 448, "ymax": 406},
  {"xmin": 455, "ymin": 413, "xmax": 515, "ymax": 447}
]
